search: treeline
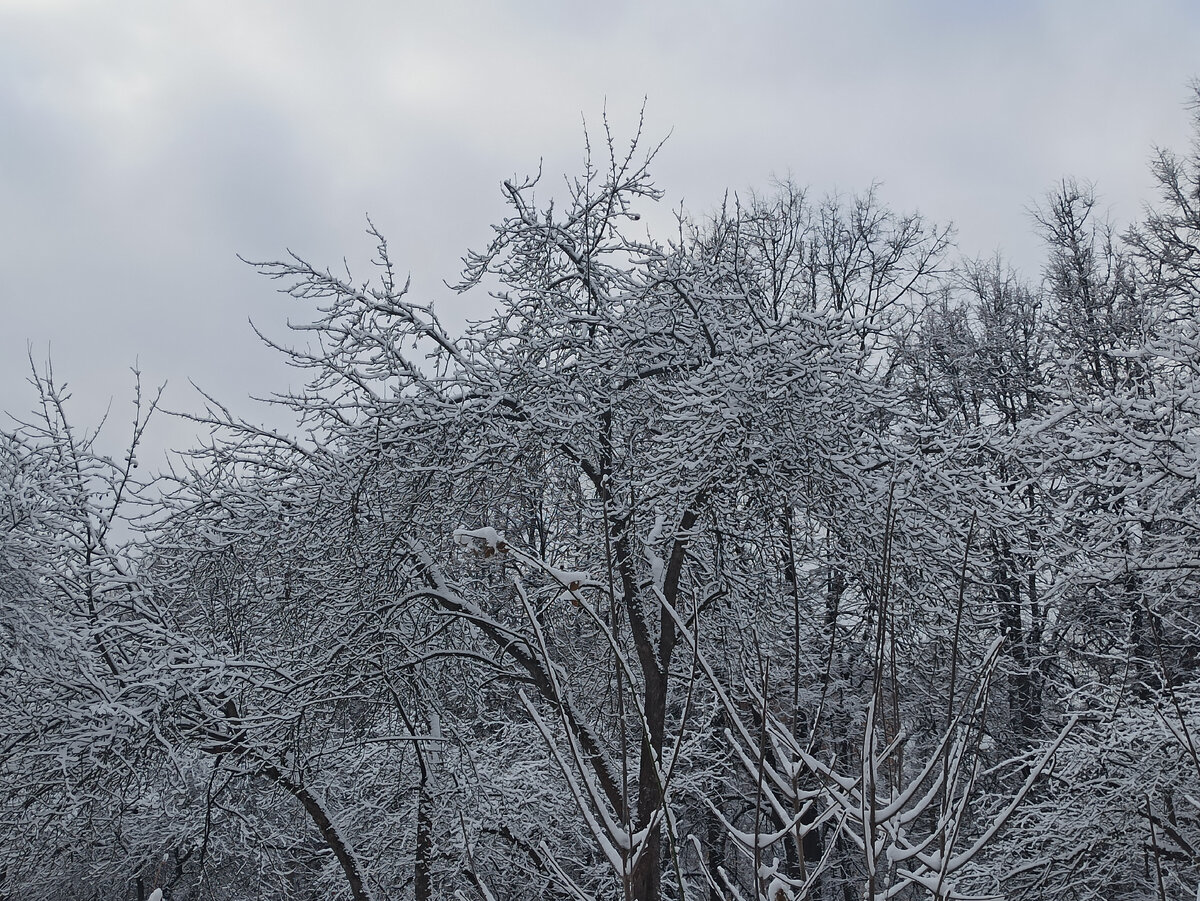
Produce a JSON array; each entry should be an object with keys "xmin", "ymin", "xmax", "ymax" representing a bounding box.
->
[{"xmin": 5, "ymin": 98, "xmax": 1200, "ymax": 901}]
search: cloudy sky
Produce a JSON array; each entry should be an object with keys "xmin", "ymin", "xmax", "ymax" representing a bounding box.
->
[{"xmin": 3, "ymin": 0, "xmax": 1199, "ymax": 461}]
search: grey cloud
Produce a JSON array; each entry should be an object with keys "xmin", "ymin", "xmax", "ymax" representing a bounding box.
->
[{"xmin": 3, "ymin": 0, "xmax": 1200, "ymax": 465}]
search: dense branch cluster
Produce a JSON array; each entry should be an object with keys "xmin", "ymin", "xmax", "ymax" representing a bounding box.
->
[{"xmin": 7, "ymin": 101, "xmax": 1200, "ymax": 900}]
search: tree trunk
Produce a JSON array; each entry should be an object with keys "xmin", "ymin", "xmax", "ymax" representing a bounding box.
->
[{"xmin": 262, "ymin": 763, "xmax": 373, "ymax": 901}]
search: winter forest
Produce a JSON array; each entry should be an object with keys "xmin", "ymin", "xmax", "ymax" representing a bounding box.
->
[{"xmin": 7, "ymin": 93, "xmax": 1200, "ymax": 901}]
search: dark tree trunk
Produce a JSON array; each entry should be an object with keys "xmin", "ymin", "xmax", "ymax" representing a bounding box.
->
[{"xmin": 415, "ymin": 781, "xmax": 433, "ymax": 901}]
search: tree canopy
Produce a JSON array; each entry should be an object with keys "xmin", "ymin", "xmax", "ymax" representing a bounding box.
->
[{"xmin": 7, "ymin": 101, "xmax": 1200, "ymax": 900}]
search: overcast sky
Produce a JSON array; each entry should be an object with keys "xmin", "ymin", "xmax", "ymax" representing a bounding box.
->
[{"xmin": 3, "ymin": 0, "xmax": 1199, "ymax": 462}]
